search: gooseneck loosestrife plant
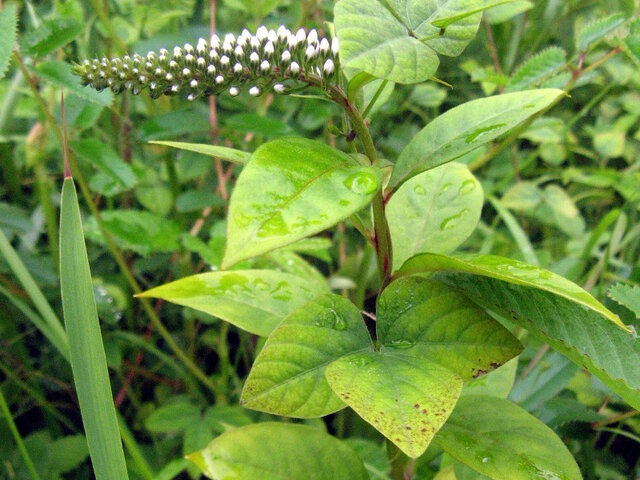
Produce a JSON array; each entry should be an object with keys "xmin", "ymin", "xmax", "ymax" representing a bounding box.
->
[{"xmin": 71, "ymin": 5, "xmax": 640, "ymax": 480}]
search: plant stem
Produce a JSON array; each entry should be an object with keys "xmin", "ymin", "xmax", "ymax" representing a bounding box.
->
[
  {"xmin": 387, "ymin": 439, "xmax": 414, "ymax": 480},
  {"xmin": 0, "ymin": 388, "xmax": 42, "ymax": 480}
]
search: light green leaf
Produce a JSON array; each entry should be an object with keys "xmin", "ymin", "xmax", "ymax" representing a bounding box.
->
[
  {"xmin": 145, "ymin": 401, "xmax": 201, "ymax": 433},
  {"xmin": 576, "ymin": 13, "xmax": 625, "ymax": 52},
  {"xmin": 434, "ymin": 395, "xmax": 582, "ymax": 480},
  {"xmin": 60, "ymin": 179, "xmax": 129, "ymax": 480},
  {"xmin": 22, "ymin": 18, "xmax": 83, "ymax": 57},
  {"xmin": 0, "ymin": 4, "xmax": 18, "ymax": 80},
  {"xmin": 624, "ymin": 34, "xmax": 640, "ymax": 67},
  {"xmin": 187, "ymin": 422, "xmax": 368, "ymax": 480},
  {"xmin": 241, "ymin": 294, "xmax": 371, "ymax": 417},
  {"xmin": 500, "ymin": 182, "xmax": 543, "ymax": 211},
  {"xmin": 387, "ymin": 162, "xmax": 483, "ymax": 269},
  {"xmin": 608, "ymin": 283, "xmax": 640, "ymax": 319},
  {"xmin": 223, "ymin": 138, "xmax": 382, "ymax": 268},
  {"xmin": 399, "ymin": 253, "xmax": 640, "ymax": 410},
  {"xmin": 489, "ymin": 197, "xmax": 538, "ymax": 265},
  {"xmin": 390, "ymin": 89, "xmax": 564, "ymax": 188},
  {"xmin": 334, "ymin": 0, "xmax": 440, "ymax": 84},
  {"xmin": 506, "ymin": 47, "xmax": 567, "ymax": 92},
  {"xmin": 149, "ymin": 141, "xmax": 250, "ymax": 165},
  {"xmin": 32, "ymin": 61, "xmax": 113, "ymax": 106},
  {"xmin": 484, "ymin": 0, "xmax": 533, "ymax": 24},
  {"xmin": 462, "ymin": 357, "xmax": 518, "ymax": 398},
  {"xmin": 71, "ymin": 139, "xmax": 138, "ymax": 190},
  {"xmin": 139, "ymin": 270, "xmax": 328, "ymax": 336},
  {"xmin": 430, "ymin": 1, "xmax": 514, "ymax": 29},
  {"xmin": 325, "ymin": 276, "xmax": 522, "ymax": 458}
]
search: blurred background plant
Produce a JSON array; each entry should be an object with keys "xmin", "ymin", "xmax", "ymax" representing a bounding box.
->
[{"xmin": 0, "ymin": 0, "xmax": 639, "ymax": 479}]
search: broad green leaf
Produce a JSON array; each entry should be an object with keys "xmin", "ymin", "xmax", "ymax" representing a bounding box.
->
[
  {"xmin": 187, "ymin": 422, "xmax": 368, "ymax": 480},
  {"xmin": 71, "ymin": 139, "xmax": 138, "ymax": 190},
  {"xmin": 149, "ymin": 141, "xmax": 251, "ymax": 165},
  {"xmin": 225, "ymin": 113, "xmax": 294, "ymax": 137},
  {"xmin": 399, "ymin": 253, "xmax": 627, "ymax": 329},
  {"xmin": 399, "ymin": 254, "xmax": 640, "ymax": 409},
  {"xmin": 325, "ymin": 276, "xmax": 522, "ymax": 458},
  {"xmin": 390, "ymin": 89, "xmax": 564, "ymax": 188},
  {"xmin": 387, "ymin": 162, "xmax": 483, "ymax": 269},
  {"xmin": 505, "ymin": 47, "xmax": 567, "ymax": 92},
  {"xmin": 241, "ymin": 294, "xmax": 370, "ymax": 417},
  {"xmin": 60, "ymin": 179, "xmax": 129, "ymax": 480},
  {"xmin": 434, "ymin": 395, "xmax": 582, "ymax": 480},
  {"xmin": 32, "ymin": 61, "xmax": 113, "ymax": 106},
  {"xmin": 608, "ymin": 283, "xmax": 640, "ymax": 319},
  {"xmin": 485, "ymin": 0, "xmax": 533, "ymax": 24},
  {"xmin": 575, "ymin": 13, "xmax": 625, "ymax": 52},
  {"xmin": 138, "ymin": 270, "xmax": 328, "ymax": 336},
  {"xmin": 334, "ymin": 0, "xmax": 440, "ymax": 84},
  {"xmin": 462, "ymin": 357, "xmax": 518, "ymax": 398},
  {"xmin": 22, "ymin": 18, "xmax": 83, "ymax": 57},
  {"xmin": 83, "ymin": 210, "xmax": 183, "ymax": 256},
  {"xmin": 0, "ymin": 4, "xmax": 18, "ymax": 80},
  {"xmin": 223, "ymin": 138, "xmax": 382, "ymax": 267},
  {"xmin": 386, "ymin": 0, "xmax": 484, "ymax": 56},
  {"xmin": 145, "ymin": 401, "xmax": 201, "ymax": 433}
]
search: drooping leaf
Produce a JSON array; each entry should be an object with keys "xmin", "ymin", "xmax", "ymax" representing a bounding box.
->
[
  {"xmin": 71, "ymin": 139, "xmax": 138, "ymax": 190},
  {"xmin": 399, "ymin": 253, "xmax": 640, "ymax": 410},
  {"xmin": 505, "ymin": 47, "xmax": 567, "ymax": 92},
  {"xmin": 22, "ymin": 18, "xmax": 83, "ymax": 57},
  {"xmin": 575, "ymin": 13, "xmax": 625, "ymax": 52},
  {"xmin": 187, "ymin": 422, "xmax": 368, "ymax": 480},
  {"xmin": 32, "ymin": 61, "xmax": 113, "ymax": 106},
  {"xmin": 390, "ymin": 89, "xmax": 564, "ymax": 188},
  {"xmin": 222, "ymin": 138, "xmax": 382, "ymax": 267},
  {"xmin": 59, "ymin": 179, "xmax": 129, "ymax": 480},
  {"xmin": 241, "ymin": 294, "xmax": 371, "ymax": 417},
  {"xmin": 387, "ymin": 162, "xmax": 483, "ymax": 269},
  {"xmin": 430, "ymin": 1, "xmax": 515, "ymax": 29},
  {"xmin": 434, "ymin": 395, "xmax": 582, "ymax": 480},
  {"xmin": 325, "ymin": 276, "xmax": 522, "ymax": 458},
  {"xmin": 139, "ymin": 270, "xmax": 328, "ymax": 336},
  {"xmin": 608, "ymin": 283, "xmax": 640, "ymax": 319},
  {"xmin": 0, "ymin": 4, "xmax": 18, "ymax": 80},
  {"xmin": 334, "ymin": 0, "xmax": 440, "ymax": 84},
  {"xmin": 149, "ymin": 141, "xmax": 251, "ymax": 165}
]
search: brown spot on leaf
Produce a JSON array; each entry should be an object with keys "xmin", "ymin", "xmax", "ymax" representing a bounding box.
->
[{"xmin": 414, "ymin": 403, "xmax": 420, "ymax": 409}]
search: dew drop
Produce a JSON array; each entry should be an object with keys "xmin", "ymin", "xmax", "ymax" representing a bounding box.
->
[
  {"xmin": 388, "ymin": 339, "xmax": 415, "ymax": 349},
  {"xmin": 458, "ymin": 179, "xmax": 476, "ymax": 195},
  {"xmin": 343, "ymin": 171, "xmax": 378, "ymax": 195},
  {"xmin": 465, "ymin": 123, "xmax": 506, "ymax": 143},
  {"xmin": 440, "ymin": 208, "xmax": 469, "ymax": 230},
  {"xmin": 413, "ymin": 185, "xmax": 426, "ymax": 195}
]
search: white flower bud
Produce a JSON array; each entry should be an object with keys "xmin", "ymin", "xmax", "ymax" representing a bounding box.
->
[
  {"xmin": 173, "ymin": 47, "xmax": 182, "ymax": 58},
  {"xmin": 209, "ymin": 49, "xmax": 218, "ymax": 60},
  {"xmin": 139, "ymin": 75, "xmax": 146, "ymax": 83},
  {"xmin": 185, "ymin": 53, "xmax": 195, "ymax": 63},
  {"xmin": 169, "ymin": 60, "xmax": 178, "ymax": 69},
  {"xmin": 290, "ymin": 61, "xmax": 300, "ymax": 74},
  {"xmin": 124, "ymin": 81, "xmax": 132, "ymax": 89},
  {"xmin": 132, "ymin": 67, "xmax": 139, "ymax": 74},
  {"xmin": 250, "ymin": 36, "xmax": 260, "ymax": 49},
  {"xmin": 182, "ymin": 67, "xmax": 191, "ymax": 77},
  {"xmin": 260, "ymin": 60, "xmax": 270, "ymax": 71},
  {"xmin": 210, "ymin": 34, "xmax": 220, "ymax": 48},
  {"xmin": 216, "ymin": 74, "xmax": 224, "ymax": 84},
  {"xmin": 250, "ymin": 51, "xmax": 260, "ymax": 63},
  {"xmin": 305, "ymin": 44, "xmax": 316, "ymax": 59},
  {"xmin": 145, "ymin": 61, "xmax": 153, "ymax": 69},
  {"xmin": 274, "ymin": 83, "xmax": 286, "ymax": 93},
  {"xmin": 323, "ymin": 58, "xmax": 334, "ymax": 74},
  {"xmin": 256, "ymin": 26, "xmax": 268, "ymax": 41},
  {"xmin": 307, "ymin": 29, "xmax": 318, "ymax": 45},
  {"xmin": 171, "ymin": 84, "xmax": 179, "ymax": 92},
  {"xmin": 277, "ymin": 25, "xmax": 289, "ymax": 40},
  {"xmin": 118, "ymin": 72, "xmax": 125, "ymax": 79},
  {"xmin": 188, "ymin": 93, "xmax": 196, "ymax": 101},
  {"xmin": 165, "ymin": 73, "xmax": 173, "ymax": 81},
  {"xmin": 235, "ymin": 45, "xmax": 244, "ymax": 57},
  {"xmin": 223, "ymin": 40, "xmax": 233, "ymax": 53},
  {"xmin": 332, "ymin": 37, "xmax": 340, "ymax": 56},
  {"xmin": 287, "ymin": 33, "xmax": 297, "ymax": 49},
  {"xmin": 264, "ymin": 41, "xmax": 274, "ymax": 56},
  {"xmin": 184, "ymin": 43, "xmax": 194, "ymax": 53},
  {"xmin": 159, "ymin": 48, "xmax": 169, "ymax": 57},
  {"xmin": 190, "ymin": 79, "xmax": 198, "ymax": 88},
  {"xmin": 197, "ymin": 38, "xmax": 207, "ymax": 51},
  {"xmin": 155, "ymin": 68, "xmax": 163, "ymax": 75},
  {"xmin": 320, "ymin": 38, "xmax": 330, "ymax": 54},
  {"xmin": 296, "ymin": 28, "xmax": 306, "ymax": 43},
  {"xmin": 220, "ymin": 55, "xmax": 230, "ymax": 66},
  {"xmin": 234, "ymin": 62, "xmax": 243, "ymax": 73},
  {"xmin": 281, "ymin": 50, "xmax": 291, "ymax": 62},
  {"xmin": 229, "ymin": 86, "xmax": 239, "ymax": 96},
  {"xmin": 249, "ymin": 86, "xmax": 260, "ymax": 96},
  {"xmin": 197, "ymin": 57, "xmax": 205, "ymax": 67},
  {"xmin": 268, "ymin": 29, "xmax": 277, "ymax": 43},
  {"xmin": 224, "ymin": 33, "xmax": 236, "ymax": 44},
  {"xmin": 207, "ymin": 64, "xmax": 216, "ymax": 74},
  {"xmin": 150, "ymin": 82, "xmax": 156, "ymax": 89}
]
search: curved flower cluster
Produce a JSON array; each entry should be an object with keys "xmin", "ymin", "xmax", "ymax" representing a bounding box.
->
[{"xmin": 75, "ymin": 26, "xmax": 340, "ymax": 100}]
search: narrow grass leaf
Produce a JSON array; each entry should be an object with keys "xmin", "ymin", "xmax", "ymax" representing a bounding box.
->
[{"xmin": 149, "ymin": 141, "xmax": 251, "ymax": 165}]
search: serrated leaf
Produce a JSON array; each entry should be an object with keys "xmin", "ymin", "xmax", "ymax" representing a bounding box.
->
[
  {"xmin": 71, "ymin": 139, "xmax": 138, "ymax": 190},
  {"xmin": 390, "ymin": 89, "xmax": 564, "ymax": 188},
  {"xmin": 399, "ymin": 253, "xmax": 640, "ymax": 411},
  {"xmin": 576, "ymin": 13, "xmax": 626, "ymax": 52},
  {"xmin": 32, "ymin": 61, "xmax": 113, "ymax": 106},
  {"xmin": 187, "ymin": 422, "xmax": 368, "ymax": 480},
  {"xmin": 241, "ymin": 294, "xmax": 371, "ymax": 417},
  {"xmin": 537, "ymin": 398, "xmax": 605, "ymax": 429},
  {"xmin": 387, "ymin": 162, "xmax": 483, "ymax": 269},
  {"xmin": 624, "ymin": 34, "xmax": 640, "ymax": 68},
  {"xmin": 608, "ymin": 283, "xmax": 640, "ymax": 319},
  {"xmin": 139, "ymin": 270, "xmax": 328, "ymax": 336},
  {"xmin": 325, "ymin": 276, "xmax": 521, "ymax": 458},
  {"xmin": 22, "ymin": 18, "xmax": 83, "ymax": 57},
  {"xmin": 222, "ymin": 138, "xmax": 382, "ymax": 268},
  {"xmin": 0, "ymin": 4, "xmax": 18, "ymax": 80},
  {"xmin": 506, "ymin": 47, "xmax": 567, "ymax": 92},
  {"xmin": 434, "ymin": 395, "xmax": 582, "ymax": 480},
  {"xmin": 149, "ymin": 141, "xmax": 251, "ymax": 165}
]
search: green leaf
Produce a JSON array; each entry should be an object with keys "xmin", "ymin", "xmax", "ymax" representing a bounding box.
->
[
  {"xmin": 387, "ymin": 162, "xmax": 483, "ymax": 269},
  {"xmin": 241, "ymin": 294, "xmax": 371, "ymax": 417},
  {"xmin": 0, "ymin": 4, "xmax": 18, "ymax": 80},
  {"xmin": 389, "ymin": 89, "xmax": 564, "ymax": 188},
  {"xmin": 435, "ymin": 395, "xmax": 582, "ymax": 480},
  {"xmin": 489, "ymin": 197, "xmax": 539, "ymax": 265},
  {"xmin": 462, "ymin": 357, "xmax": 518, "ymax": 398},
  {"xmin": 575, "ymin": 13, "xmax": 625, "ymax": 52},
  {"xmin": 32, "ymin": 61, "xmax": 113, "ymax": 106},
  {"xmin": 334, "ymin": 0, "xmax": 440, "ymax": 84},
  {"xmin": 430, "ymin": 1, "xmax": 515, "ymax": 29},
  {"xmin": 223, "ymin": 138, "xmax": 382, "ymax": 267},
  {"xmin": 399, "ymin": 254, "xmax": 640, "ymax": 410},
  {"xmin": 83, "ymin": 210, "xmax": 183, "ymax": 256},
  {"xmin": 139, "ymin": 270, "xmax": 328, "ymax": 336},
  {"xmin": 187, "ymin": 422, "xmax": 368, "ymax": 480},
  {"xmin": 484, "ymin": 0, "xmax": 533, "ymax": 24},
  {"xmin": 149, "ymin": 141, "xmax": 251, "ymax": 165},
  {"xmin": 22, "ymin": 18, "xmax": 83, "ymax": 57},
  {"xmin": 145, "ymin": 401, "xmax": 201, "ymax": 433},
  {"xmin": 505, "ymin": 47, "xmax": 567, "ymax": 92},
  {"xmin": 624, "ymin": 34, "xmax": 640, "ymax": 67},
  {"xmin": 537, "ymin": 398, "xmax": 605, "ymax": 429},
  {"xmin": 325, "ymin": 276, "xmax": 522, "ymax": 458},
  {"xmin": 59, "ymin": 179, "xmax": 129, "ymax": 480},
  {"xmin": 71, "ymin": 139, "xmax": 138, "ymax": 190},
  {"xmin": 608, "ymin": 283, "xmax": 640, "ymax": 319},
  {"xmin": 225, "ymin": 113, "xmax": 294, "ymax": 137}
]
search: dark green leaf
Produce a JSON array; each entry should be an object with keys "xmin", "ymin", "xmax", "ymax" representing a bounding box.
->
[
  {"xmin": 32, "ymin": 61, "xmax": 113, "ymax": 106},
  {"xmin": 608, "ymin": 283, "xmax": 640, "ymax": 319},
  {"xmin": 576, "ymin": 13, "xmax": 626, "ymax": 52},
  {"xmin": 0, "ymin": 4, "xmax": 18, "ymax": 80},
  {"xmin": 22, "ymin": 18, "xmax": 83, "ymax": 57}
]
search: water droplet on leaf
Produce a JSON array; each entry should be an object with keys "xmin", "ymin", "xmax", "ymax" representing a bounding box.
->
[{"xmin": 343, "ymin": 171, "xmax": 378, "ymax": 195}]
